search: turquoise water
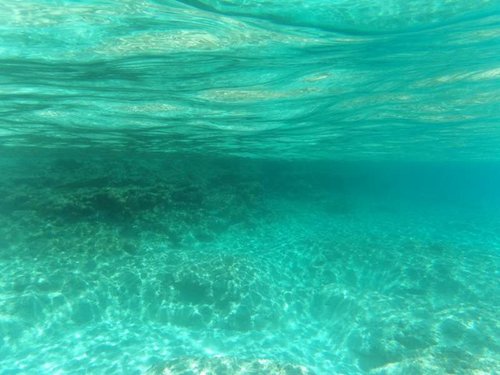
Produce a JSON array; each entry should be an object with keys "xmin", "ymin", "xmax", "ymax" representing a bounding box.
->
[{"xmin": 1, "ymin": 1, "xmax": 500, "ymax": 374}]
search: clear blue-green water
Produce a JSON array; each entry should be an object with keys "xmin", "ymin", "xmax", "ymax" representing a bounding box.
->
[{"xmin": 1, "ymin": 1, "xmax": 500, "ymax": 374}]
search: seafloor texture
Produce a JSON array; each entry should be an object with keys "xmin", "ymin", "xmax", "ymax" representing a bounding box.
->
[{"xmin": 0, "ymin": 150, "xmax": 499, "ymax": 374}]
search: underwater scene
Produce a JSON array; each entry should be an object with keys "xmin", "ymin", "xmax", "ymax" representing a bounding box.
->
[{"xmin": 0, "ymin": 0, "xmax": 499, "ymax": 374}]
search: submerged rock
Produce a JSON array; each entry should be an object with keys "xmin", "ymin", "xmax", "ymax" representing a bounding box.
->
[{"xmin": 146, "ymin": 357, "xmax": 313, "ymax": 375}]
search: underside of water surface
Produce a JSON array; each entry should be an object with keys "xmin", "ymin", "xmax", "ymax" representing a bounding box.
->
[{"xmin": 0, "ymin": 1, "xmax": 499, "ymax": 374}]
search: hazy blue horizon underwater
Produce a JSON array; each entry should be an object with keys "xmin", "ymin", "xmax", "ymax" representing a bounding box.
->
[{"xmin": 0, "ymin": 0, "xmax": 500, "ymax": 374}]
